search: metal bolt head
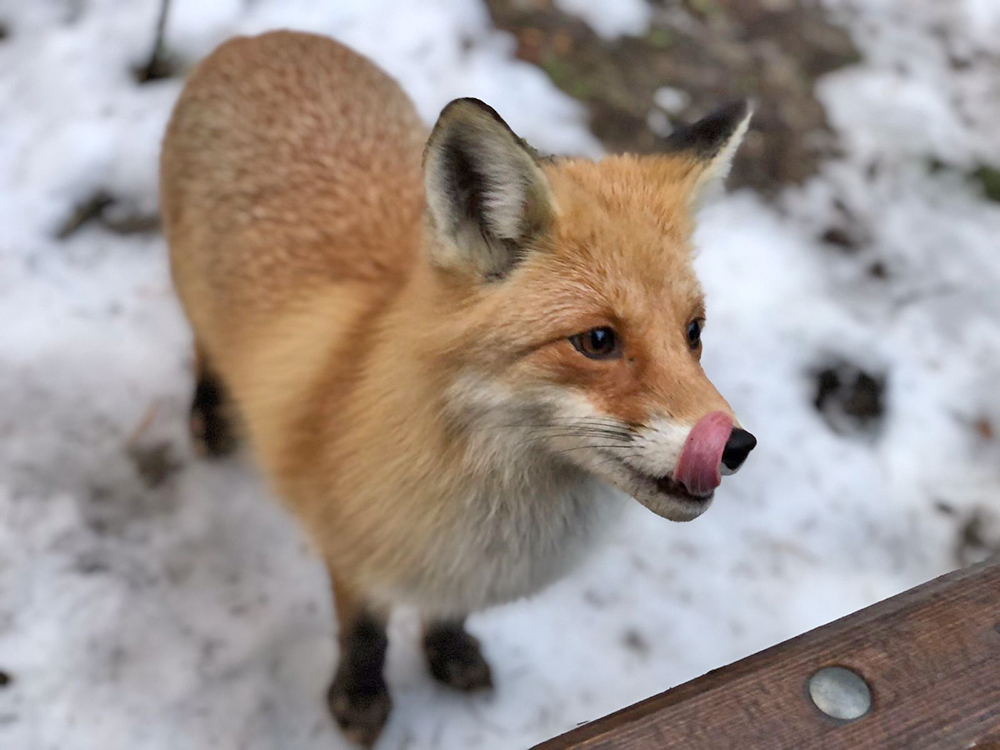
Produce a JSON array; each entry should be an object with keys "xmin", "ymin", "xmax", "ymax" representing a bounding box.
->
[{"xmin": 808, "ymin": 666, "xmax": 872, "ymax": 721}]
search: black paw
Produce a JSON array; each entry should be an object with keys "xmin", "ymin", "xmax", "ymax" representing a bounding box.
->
[
  {"xmin": 327, "ymin": 675, "xmax": 392, "ymax": 748},
  {"xmin": 190, "ymin": 374, "xmax": 236, "ymax": 457},
  {"xmin": 424, "ymin": 624, "xmax": 493, "ymax": 692}
]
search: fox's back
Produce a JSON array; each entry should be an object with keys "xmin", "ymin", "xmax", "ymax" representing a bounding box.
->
[{"xmin": 161, "ymin": 31, "xmax": 427, "ymax": 361}]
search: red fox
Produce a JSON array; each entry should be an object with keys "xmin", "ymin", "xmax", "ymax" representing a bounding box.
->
[{"xmin": 161, "ymin": 30, "xmax": 756, "ymax": 745}]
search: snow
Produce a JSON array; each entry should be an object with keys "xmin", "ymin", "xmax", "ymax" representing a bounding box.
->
[
  {"xmin": 553, "ymin": 0, "xmax": 652, "ymax": 40},
  {"xmin": 2, "ymin": 0, "xmax": 999, "ymax": 748}
]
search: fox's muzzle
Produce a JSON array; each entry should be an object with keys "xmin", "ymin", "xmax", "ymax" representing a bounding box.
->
[{"xmin": 674, "ymin": 411, "xmax": 756, "ymax": 496}]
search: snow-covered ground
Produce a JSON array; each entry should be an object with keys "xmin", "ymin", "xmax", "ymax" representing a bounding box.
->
[{"xmin": 2, "ymin": 0, "xmax": 1000, "ymax": 748}]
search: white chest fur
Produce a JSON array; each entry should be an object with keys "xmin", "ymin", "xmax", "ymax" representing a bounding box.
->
[{"xmin": 381, "ymin": 471, "xmax": 623, "ymax": 617}]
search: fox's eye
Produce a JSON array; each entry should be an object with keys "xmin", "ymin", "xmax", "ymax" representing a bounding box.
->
[
  {"xmin": 570, "ymin": 327, "xmax": 621, "ymax": 360},
  {"xmin": 686, "ymin": 318, "xmax": 704, "ymax": 349}
]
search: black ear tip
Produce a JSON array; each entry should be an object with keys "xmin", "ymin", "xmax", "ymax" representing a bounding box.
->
[
  {"xmin": 438, "ymin": 97, "xmax": 508, "ymax": 129},
  {"xmin": 662, "ymin": 98, "xmax": 752, "ymax": 158},
  {"xmin": 712, "ymin": 98, "xmax": 751, "ymax": 123}
]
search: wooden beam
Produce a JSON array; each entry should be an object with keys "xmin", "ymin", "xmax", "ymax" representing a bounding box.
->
[{"xmin": 534, "ymin": 557, "xmax": 1000, "ymax": 749}]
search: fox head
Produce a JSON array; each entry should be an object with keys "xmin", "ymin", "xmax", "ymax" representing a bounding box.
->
[{"xmin": 418, "ymin": 98, "xmax": 756, "ymax": 522}]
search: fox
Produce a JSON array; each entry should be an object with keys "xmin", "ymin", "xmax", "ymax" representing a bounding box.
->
[{"xmin": 160, "ymin": 30, "xmax": 756, "ymax": 745}]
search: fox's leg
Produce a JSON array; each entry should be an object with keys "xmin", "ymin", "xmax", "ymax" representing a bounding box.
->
[
  {"xmin": 328, "ymin": 576, "xmax": 392, "ymax": 747},
  {"xmin": 422, "ymin": 618, "xmax": 493, "ymax": 692},
  {"xmin": 189, "ymin": 344, "xmax": 238, "ymax": 457}
]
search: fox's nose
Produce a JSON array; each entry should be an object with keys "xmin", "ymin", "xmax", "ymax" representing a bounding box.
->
[{"xmin": 721, "ymin": 428, "xmax": 756, "ymax": 473}]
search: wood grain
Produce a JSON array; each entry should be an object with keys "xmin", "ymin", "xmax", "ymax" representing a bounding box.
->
[{"xmin": 534, "ymin": 557, "xmax": 1000, "ymax": 749}]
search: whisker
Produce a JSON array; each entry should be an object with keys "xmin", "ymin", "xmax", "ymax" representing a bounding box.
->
[
  {"xmin": 589, "ymin": 452, "xmax": 648, "ymax": 474},
  {"xmin": 510, "ymin": 437, "xmax": 634, "ymax": 453},
  {"xmin": 488, "ymin": 425, "xmax": 635, "ymax": 441},
  {"xmin": 548, "ymin": 444, "xmax": 637, "ymax": 456},
  {"xmin": 491, "ymin": 417, "xmax": 636, "ymax": 432},
  {"xmin": 499, "ymin": 430, "xmax": 633, "ymax": 444}
]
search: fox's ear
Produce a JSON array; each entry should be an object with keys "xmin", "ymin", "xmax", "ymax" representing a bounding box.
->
[
  {"xmin": 663, "ymin": 100, "xmax": 752, "ymax": 203},
  {"xmin": 423, "ymin": 98, "xmax": 555, "ymax": 280}
]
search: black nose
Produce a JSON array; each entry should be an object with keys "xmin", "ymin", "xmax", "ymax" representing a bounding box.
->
[{"xmin": 722, "ymin": 428, "xmax": 756, "ymax": 472}]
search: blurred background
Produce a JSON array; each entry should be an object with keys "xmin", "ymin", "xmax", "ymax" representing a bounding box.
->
[{"xmin": 2, "ymin": 0, "xmax": 1000, "ymax": 748}]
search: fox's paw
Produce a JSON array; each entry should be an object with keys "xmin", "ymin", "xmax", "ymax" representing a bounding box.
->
[
  {"xmin": 423, "ymin": 623, "xmax": 493, "ymax": 692},
  {"xmin": 327, "ymin": 675, "xmax": 392, "ymax": 747},
  {"xmin": 189, "ymin": 374, "xmax": 237, "ymax": 458}
]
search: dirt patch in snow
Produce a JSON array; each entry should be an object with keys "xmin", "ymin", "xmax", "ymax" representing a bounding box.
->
[{"xmin": 485, "ymin": 0, "xmax": 861, "ymax": 195}]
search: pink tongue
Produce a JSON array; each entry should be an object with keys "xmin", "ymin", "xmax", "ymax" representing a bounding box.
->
[{"xmin": 674, "ymin": 412, "xmax": 734, "ymax": 497}]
